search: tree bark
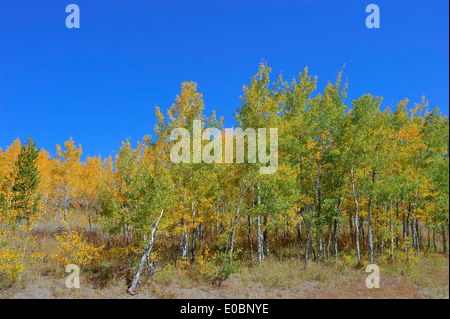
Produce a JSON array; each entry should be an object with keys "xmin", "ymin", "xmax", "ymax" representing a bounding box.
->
[
  {"xmin": 333, "ymin": 197, "xmax": 343, "ymax": 261},
  {"xmin": 257, "ymin": 215, "xmax": 264, "ymax": 263},
  {"xmin": 368, "ymin": 197, "xmax": 374, "ymax": 265},
  {"xmin": 127, "ymin": 209, "xmax": 164, "ymax": 295},
  {"xmin": 305, "ymin": 162, "xmax": 321, "ymax": 269},
  {"xmin": 442, "ymin": 228, "xmax": 448, "ymax": 255},
  {"xmin": 263, "ymin": 215, "xmax": 269, "ymax": 257},
  {"xmin": 247, "ymin": 215, "xmax": 253, "ymax": 260},
  {"xmin": 390, "ymin": 202, "xmax": 394, "ymax": 262},
  {"xmin": 433, "ymin": 226, "xmax": 437, "ymax": 253},
  {"xmin": 229, "ymin": 183, "xmax": 246, "ymax": 263},
  {"xmin": 180, "ymin": 218, "xmax": 189, "ymax": 259},
  {"xmin": 351, "ymin": 167, "xmax": 361, "ymax": 267}
]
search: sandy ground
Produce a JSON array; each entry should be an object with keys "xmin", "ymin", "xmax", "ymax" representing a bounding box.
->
[{"xmin": 1, "ymin": 273, "xmax": 448, "ymax": 299}]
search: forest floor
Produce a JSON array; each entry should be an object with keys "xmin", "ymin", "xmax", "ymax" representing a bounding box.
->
[
  {"xmin": 1, "ymin": 252, "xmax": 448, "ymax": 299},
  {"xmin": 1, "ymin": 223, "xmax": 448, "ymax": 299}
]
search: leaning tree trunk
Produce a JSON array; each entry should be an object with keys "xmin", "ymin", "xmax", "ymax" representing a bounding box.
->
[{"xmin": 127, "ymin": 209, "xmax": 164, "ymax": 295}]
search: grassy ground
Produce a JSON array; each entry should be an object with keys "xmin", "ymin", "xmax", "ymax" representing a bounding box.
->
[{"xmin": 0, "ymin": 224, "xmax": 448, "ymax": 299}]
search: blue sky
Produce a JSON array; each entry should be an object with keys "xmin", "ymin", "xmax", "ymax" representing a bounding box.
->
[{"xmin": 0, "ymin": 0, "xmax": 448, "ymax": 160}]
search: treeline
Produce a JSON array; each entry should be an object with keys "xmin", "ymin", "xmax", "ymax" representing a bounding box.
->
[{"xmin": 0, "ymin": 62, "xmax": 448, "ymax": 281}]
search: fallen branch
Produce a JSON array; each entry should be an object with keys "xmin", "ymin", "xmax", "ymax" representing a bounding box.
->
[{"xmin": 126, "ymin": 209, "xmax": 164, "ymax": 295}]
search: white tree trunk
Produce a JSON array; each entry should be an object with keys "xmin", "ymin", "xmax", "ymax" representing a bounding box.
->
[
  {"xmin": 351, "ymin": 166, "xmax": 361, "ymax": 267},
  {"xmin": 127, "ymin": 209, "xmax": 164, "ymax": 295},
  {"xmin": 257, "ymin": 215, "xmax": 264, "ymax": 263}
]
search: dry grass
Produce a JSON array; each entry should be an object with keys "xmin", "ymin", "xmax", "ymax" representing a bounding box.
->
[
  {"xmin": 0, "ymin": 225, "xmax": 448, "ymax": 299},
  {"xmin": 232, "ymin": 255, "xmax": 449, "ymax": 298}
]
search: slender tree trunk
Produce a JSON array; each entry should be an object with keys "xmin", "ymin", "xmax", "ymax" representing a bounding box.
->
[
  {"xmin": 405, "ymin": 206, "xmax": 410, "ymax": 263},
  {"xmin": 263, "ymin": 215, "xmax": 269, "ymax": 257},
  {"xmin": 257, "ymin": 215, "xmax": 264, "ymax": 263},
  {"xmin": 419, "ymin": 226, "xmax": 423, "ymax": 251},
  {"xmin": 368, "ymin": 197, "xmax": 374, "ymax": 265},
  {"xmin": 351, "ymin": 167, "xmax": 361, "ymax": 267},
  {"xmin": 361, "ymin": 219, "xmax": 366, "ymax": 248},
  {"xmin": 190, "ymin": 206, "xmax": 196, "ymax": 261},
  {"xmin": 296, "ymin": 220, "xmax": 302, "ymax": 250},
  {"xmin": 442, "ymin": 228, "xmax": 448, "ymax": 255},
  {"xmin": 229, "ymin": 184, "xmax": 246, "ymax": 263},
  {"xmin": 180, "ymin": 218, "xmax": 189, "ymax": 259},
  {"xmin": 326, "ymin": 229, "xmax": 332, "ymax": 260},
  {"xmin": 304, "ymin": 212, "xmax": 314, "ymax": 268},
  {"xmin": 64, "ymin": 185, "xmax": 69, "ymax": 222},
  {"xmin": 122, "ymin": 223, "xmax": 127, "ymax": 245},
  {"xmin": 191, "ymin": 226, "xmax": 196, "ymax": 261},
  {"xmin": 333, "ymin": 197, "xmax": 343, "ymax": 262},
  {"xmin": 54, "ymin": 200, "xmax": 59, "ymax": 222},
  {"xmin": 18, "ymin": 227, "xmax": 31, "ymax": 282},
  {"xmin": 256, "ymin": 184, "xmax": 264, "ymax": 263},
  {"xmin": 198, "ymin": 223, "xmax": 203, "ymax": 251},
  {"xmin": 403, "ymin": 206, "xmax": 407, "ymax": 243},
  {"xmin": 318, "ymin": 235, "xmax": 323, "ymax": 261},
  {"xmin": 390, "ymin": 202, "xmax": 395, "ymax": 262},
  {"xmin": 395, "ymin": 202, "xmax": 400, "ymax": 248},
  {"xmin": 412, "ymin": 215, "xmax": 418, "ymax": 256},
  {"xmin": 247, "ymin": 215, "xmax": 253, "ymax": 260},
  {"xmin": 315, "ymin": 235, "xmax": 320, "ymax": 261},
  {"xmin": 127, "ymin": 210, "xmax": 164, "ymax": 295},
  {"xmin": 295, "ymin": 219, "xmax": 303, "ymax": 260},
  {"xmin": 415, "ymin": 218, "xmax": 420, "ymax": 255},
  {"xmin": 433, "ymin": 226, "xmax": 437, "ymax": 253},
  {"xmin": 349, "ymin": 212, "xmax": 354, "ymax": 245},
  {"xmin": 305, "ymin": 163, "xmax": 321, "ymax": 268}
]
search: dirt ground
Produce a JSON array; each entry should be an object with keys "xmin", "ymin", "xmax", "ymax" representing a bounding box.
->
[{"xmin": 1, "ymin": 270, "xmax": 448, "ymax": 299}]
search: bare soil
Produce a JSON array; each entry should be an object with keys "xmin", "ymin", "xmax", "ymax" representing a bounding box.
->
[{"xmin": 1, "ymin": 271, "xmax": 448, "ymax": 299}]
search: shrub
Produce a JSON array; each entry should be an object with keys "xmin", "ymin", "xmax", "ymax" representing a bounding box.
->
[
  {"xmin": 0, "ymin": 247, "xmax": 23, "ymax": 281},
  {"xmin": 52, "ymin": 230, "xmax": 104, "ymax": 266}
]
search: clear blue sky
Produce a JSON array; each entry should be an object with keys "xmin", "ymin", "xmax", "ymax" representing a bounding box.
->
[{"xmin": 0, "ymin": 0, "xmax": 448, "ymax": 160}]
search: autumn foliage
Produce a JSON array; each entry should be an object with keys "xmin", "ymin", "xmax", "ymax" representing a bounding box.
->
[{"xmin": 0, "ymin": 63, "xmax": 448, "ymax": 285}]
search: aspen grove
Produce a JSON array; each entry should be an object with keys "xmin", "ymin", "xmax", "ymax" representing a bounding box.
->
[{"xmin": 0, "ymin": 62, "xmax": 448, "ymax": 287}]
